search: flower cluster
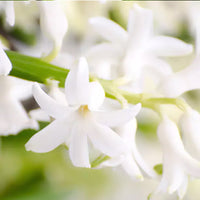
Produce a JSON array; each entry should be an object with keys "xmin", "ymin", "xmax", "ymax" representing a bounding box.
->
[{"xmin": 2, "ymin": 1, "xmax": 200, "ymax": 199}]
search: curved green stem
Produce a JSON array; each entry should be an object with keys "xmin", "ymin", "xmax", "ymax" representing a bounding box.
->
[{"xmin": 6, "ymin": 50, "xmax": 189, "ymax": 112}]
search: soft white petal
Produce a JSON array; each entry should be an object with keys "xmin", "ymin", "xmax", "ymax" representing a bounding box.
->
[
  {"xmin": 157, "ymin": 117, "xmax": 185, "ymax": 155},
  {"xmin": 65, "ymin": 57, "xmax": 90, "ymax": 106},
  {"xmin": 0, "ymin": 46, "xmax": 12, "ymax": 75},
  {"xmin": 89, "ymin": 17, "xmax": 128, "ymax": 44},
  {"xmin": 117, "ymin": 118, "xmax": 156, "ymax": 178},
  {"xmin": 69, "ymin": 124, "xmax": 90, "ymax": 168},
  {"xmin": 0, "ymin": 96, "xmax": 38, "ymax": 135},
  {"xmin": 121, "ymin": 154, "xmax": 143, "ymax": 180},
  {"xmin": 158, "ymin": 57, "xmax": 200, "ymax": 97},
  {"xmin": 88, "ymin": 122, "xmax": 126, "ymax": 157},
  {"xmin": 127, "ymin": 4, "xmax": 153, "ymax": 45},
  {"xmin": 147, "ymin": 36, "xmax": 193, "ymax": 57},
  {"xmin": 33, "ymin": 83, "xmax": 70, "ymax": 119},
  {"xmin": 133, "ymin": 145, "xmax": 157, "ymax": 178},
  {"xmin": 88, "ymin": 81, "xmax": 105, "ymax": 110},
  {"xmin": 177, "ymin": 176, "xmax": 188, "ymax": 199},
  {"xmin": 86, "ymin": 43, "xmax": 122, "ymax": 65},
  {"xmin": 180, "ymin": 152, "xmax": 200, "ymax": 178},
  {"xmin": 29, "ymin": 108, "xmax": 50, "ymax": 122},
  {"xmin": 39, "ymin": 1, "xmax": 68, "ymax": 47},
  {"xmin": 180, "ymin": 109, "xmax": 200, "ymax": 159},
  {"xmin": 5, "ymin": 1, "xmax": 15, "ymax": 26},
  {"xmin": 26, "ymin": 117, "xmax": 70, "ymax": 153},
  {"xmin": 93, "ymin": 103, "xmax": 141, "ymax": 127}
]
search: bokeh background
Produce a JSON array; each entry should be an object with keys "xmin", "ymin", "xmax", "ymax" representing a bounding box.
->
[{"xmin": 1, "ymin": 1, "xmax": 200, "ymax": 200}]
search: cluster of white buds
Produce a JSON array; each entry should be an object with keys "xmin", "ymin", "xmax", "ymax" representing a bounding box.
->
[{"xmin": 2, "ymin": 1, "xmax": 200, "ymax": 199}]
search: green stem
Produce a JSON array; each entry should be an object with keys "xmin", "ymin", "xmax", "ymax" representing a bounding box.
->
[{"xmin": 6, "ymin": 50, "xmax": 188, "ymax": 111}]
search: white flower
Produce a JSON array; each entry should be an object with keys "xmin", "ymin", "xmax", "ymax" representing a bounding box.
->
[
  {"xmin": 0, "ymin": 44, "xmax": 12, "ymax": 76},
  {"xmin": 179, "ymin": 108, "xmax": 200, "ymax": 160},
  {"xmin": 157, "ymin": 116, "xmax": 200, "ymax": 198},
  {"xmin": 100, "ymin": 118, "xmax": 157, "ymax": 180},
  {"xmin": 39, "ymin": 1, "xmax": 68, "ymax": 49},
  {"xmin": 0, "ymin": 44, "xmax": 38, "ymax": 135},
  {"xmin": 158, "ymin": 57, "xmax": 200, "ymax": 98},
  {"xmin": 29, "ymin": 80, "xmax": 67, "ymax": 122},
  {"xmin": 158, "ymin": 25, "xmax": 200, "ymax": 98},
  {"xmin": 0, "ymin": 1, "xmax": 15, "ymax": 26},
  {"xmin": 25, "ymin": 57, "xmax": 141, "ymax": 168},
  {"xmin": 87, "ymin": 4, "xmax": 192, "ymax": 92},
  {"xmin": 0, "ymin": 76, "xmax": 38, "ymax": 135}
]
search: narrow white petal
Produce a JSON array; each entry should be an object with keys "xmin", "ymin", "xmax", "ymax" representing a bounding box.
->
[
  {"xmin": 0, "ymin": 96, "xmax": 38, "ymax": 135},
  {"xmin": 147, "ymin": 36, "xmax": 193, "ymax": 57},
  {"xmin": 128, "ymin": 4, "xmax": 153, "ymax": 45},
  {"xmin": 88, "ymin": 122, "xmax": 126, "ymax": 157},
  {"xmin": 116, "ymin": 118, "xmax": 137, "ymax": 141},
  {"xmin": 180, "ymin": 109, "xmax": 200, "ymax": 159},
  {"xmin": 25, "ymin": 118, "xmax": 70, "ymax": 153},
  {"xmin": 158, "ymin": 57, "xmax": 200, "ymax": 97},
  {"xmin": 177, "ymin": 176, "xmax": 188, "ymax": 199},
  {"xmin": 181, "ymin": 152, "xmax": 200, "ymax": 178},
  {"xmin": 69, "ymin": 124, "xmax": 90, "ymax": 168},
  {"xmin": 5, "ymin": 2, "xmax": 15, "ymax": 26},
  {"xmin": 39, "ymin": 1, "xmax": 68, "ymax": 47},
  {"xmin": 33, "ymin": 83, "xmax": 70, "ymax": 119},
  {"xmin": 89, "ymin": 17, "xmax": 128, "ymax": 44},
  {"xmin": 0, "ymin": 46, "xmax": 12, "ymax": 75},
  {"xmin": 29, "ymin": 108, "xmax": 50, "ymax": 122},
  {"xmin": 133, "ymin": 145, "xmax": 157, "ymax": 178},
  {"xmin": 168, "ymin": 167, "xmax": 185, "ymax": 194},
  {"xmin": 93, "ymin": 103, "xmax": 141, "ymax": 127},
  {"xmin": 121, "ymin": 154, "xmax": 143, "ymax": 180},
  {"xmin": 65, "ymin": 57, "xmax": 90, "ymax": 106},
  {"xmin": 88, "ymin": 81, "xmax": 105, "ymax": 110},
  {"xmin": 117, "ymin": 119, "xmax": 157, "ymax": 178},
  {"xmin": 157, "ymin": 117, "xmax": 185, "ymax": 154}
]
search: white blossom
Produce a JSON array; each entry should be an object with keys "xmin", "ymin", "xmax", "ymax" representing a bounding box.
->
[
  {"xmin": 0, "ymin": 76, "xmax": 38, "ymax": 135},
  {"xmin": 180, "ymin": 108, "xmax": 200, "ymax": 160},
  {"xmin": 39, "ymin": 1, "xmax": 68, "ymax": 49},
  {"xmin": 25, "ymin": 57, "xmax": 141, "ymax": 168},
  {"xmin": 87, "ymin": 4, "xmax": 192, "ymax": 93},
  {"xmin": 0, "ymin": 1, "xmax": 15, "ymax": 26},
  {"xmin": 100, "ymin": 118, "xmax": 157, "ymax": 180},
  {"xmin": 157, "ymin": 116, "xmax": 200, "ymax": 198}
]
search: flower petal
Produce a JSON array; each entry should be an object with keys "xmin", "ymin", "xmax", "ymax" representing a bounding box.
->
[
  {"xmin": 93, "ymin": 103, "xmax": 141, "ymax": 127},
  {"xmin": 158, "ymin": 57, "xmax": 200, "ymax": 97},
  {"xmin": 65, "ymin": 57, "xmax": 90, "ymax": 106},
  {"xmin": 25, "ymin": 117, "xmax": 71, "ymax": 153},
  {"xmin": 147, "ymin": 36, "xmax": 193, "ymax": 57},
  {"xmin": 128, "ymin": 4, "xmax": 153, "ymax": 44},
  {"xmin": 89, "ymin": 17, "xmax": 128, "ymax": 44},
  {"xmin": 88, "ymin": 81, "xmax": 105, "ymax": 110},
  {"xmin": 5, "ymin": 2, "xmax": 15, "ymax": 26},
  {"xmin": 69, "ymin": 123, "xmax": 90, "ymax": 168},
  {"xmin": 121, "ymin": 154, "xmax": 143, "ymax": 180},
  {"xmin": 88, "ymin": 122, "xmax": 126, "ymax": 157},
  {"xmin": 33, "ymin": 83, "xmax": 70, "ymax": 119},
  {"xmin": 0, "ymin": 45, "xmax": 12, "ymax": 75},
  {"xmin": 39, "ymin": 1, "xmax": 68, "ymax": 47}
]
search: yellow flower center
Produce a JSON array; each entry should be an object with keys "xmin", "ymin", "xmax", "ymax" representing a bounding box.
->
[{"xmin": 78, "ymin": 105, "xmax": 89, "ymax": 117}]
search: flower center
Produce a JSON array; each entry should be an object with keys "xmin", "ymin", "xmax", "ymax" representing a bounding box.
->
[{"xmin": 78, "ymin": 105, "xmax": 89, "ymax": 117}]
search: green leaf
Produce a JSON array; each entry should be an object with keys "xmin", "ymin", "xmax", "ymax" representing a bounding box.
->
[
  {"xmin": 154, "ymin": 164, "xmax": 163, "ymax": 175},
  {"xmin": 6, "ymin": 50, "xmax": 69, "ymax": 87}
]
